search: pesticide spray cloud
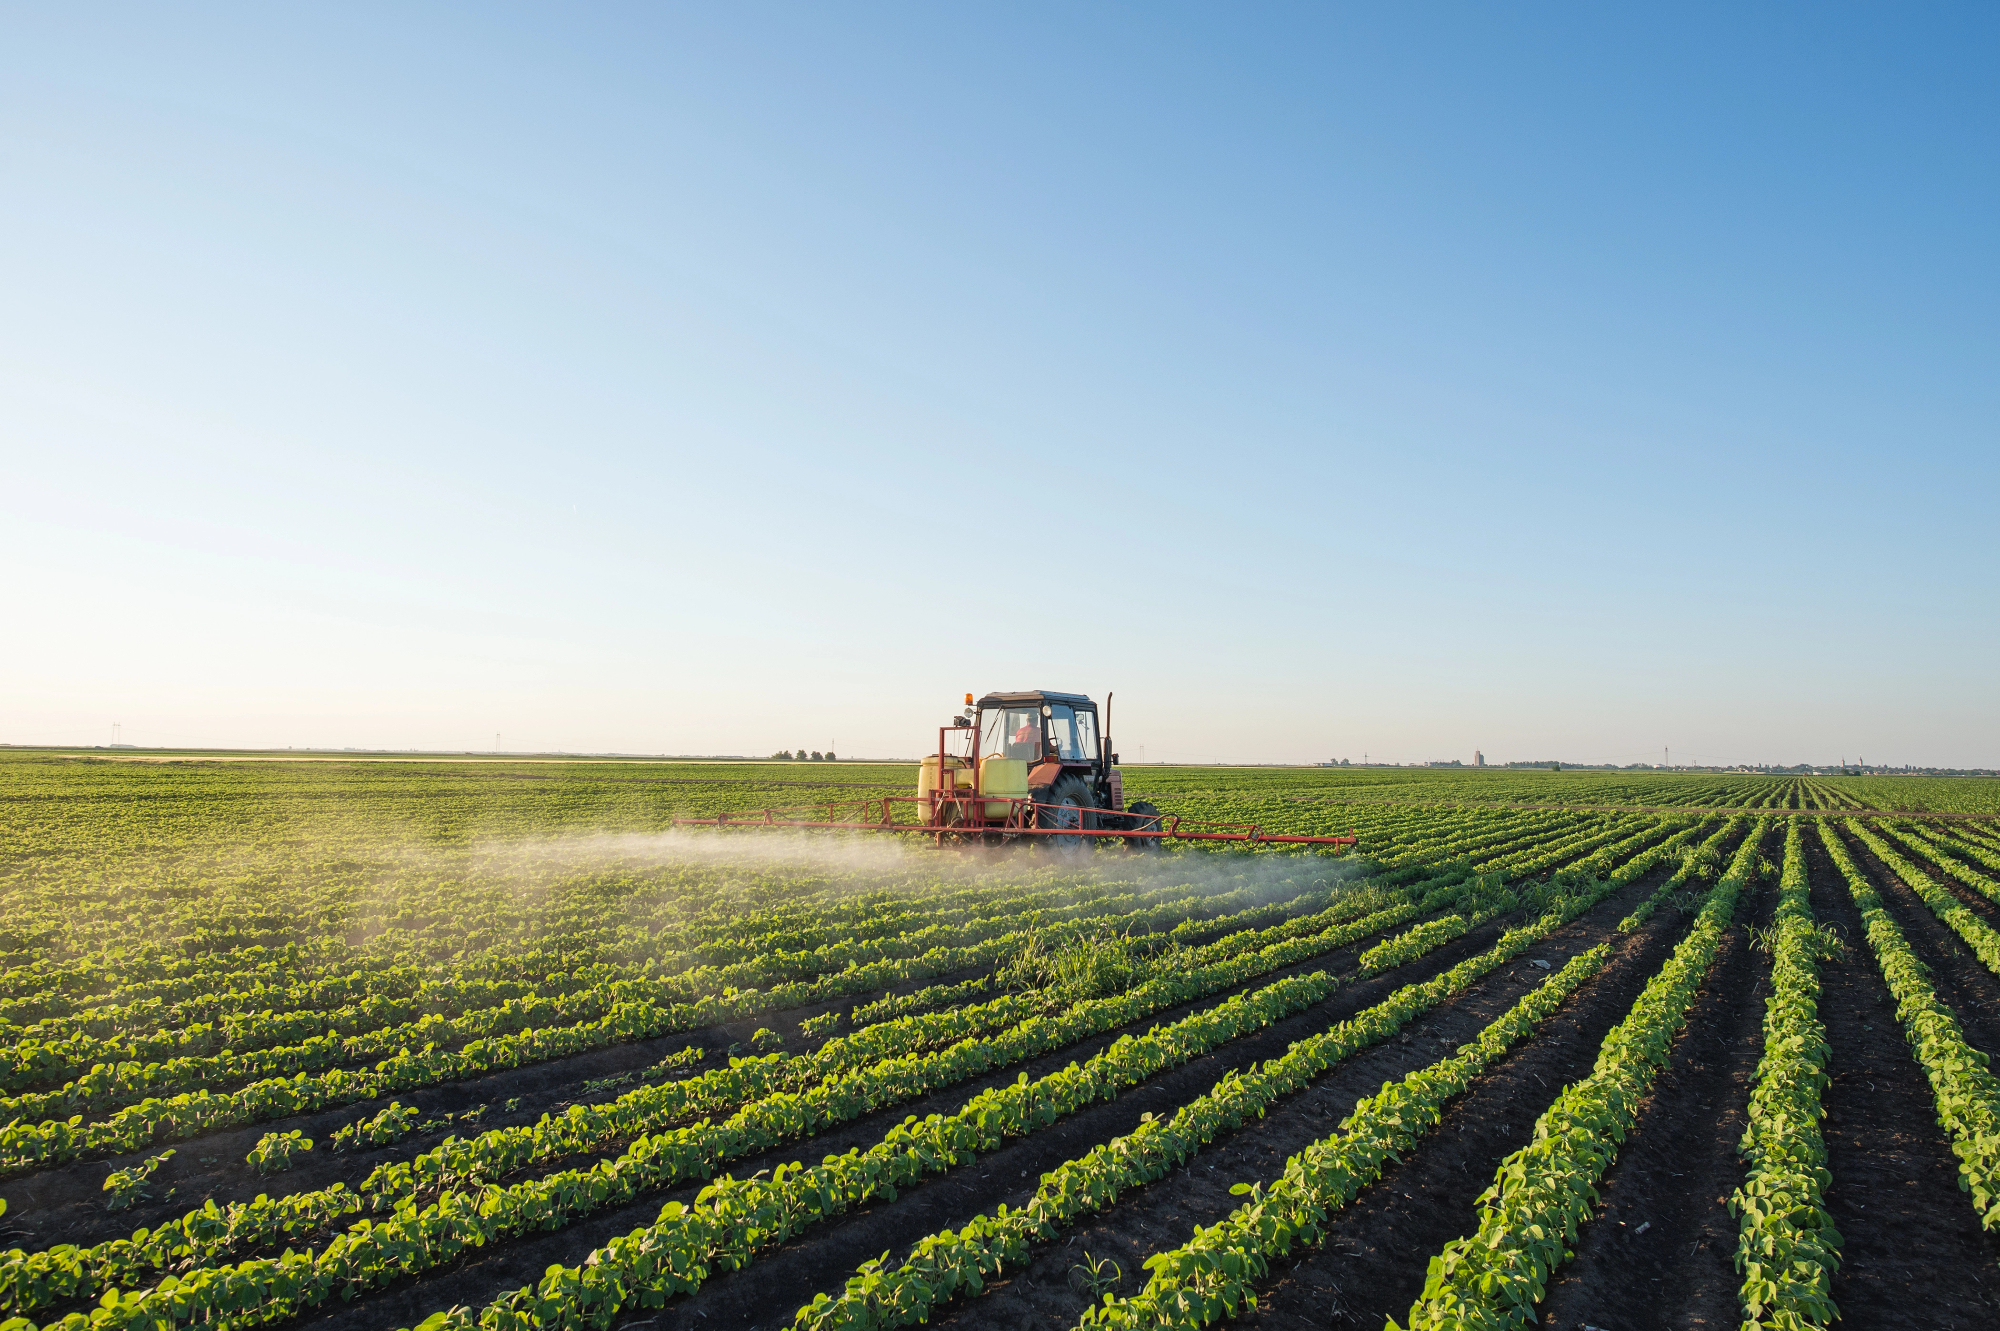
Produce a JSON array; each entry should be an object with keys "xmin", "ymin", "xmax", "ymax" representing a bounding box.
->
[{"xmin": 465, "ymin": 825, "xmax": 1376, "ymax": 921}]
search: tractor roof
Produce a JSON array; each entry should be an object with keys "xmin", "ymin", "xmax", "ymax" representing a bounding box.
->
[{"xmin": 975, "ymin": 690, "xmax": 1096, "ymax": 710}]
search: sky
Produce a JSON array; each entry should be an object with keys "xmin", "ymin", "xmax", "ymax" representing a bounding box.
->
[{"xmin": 3, "ymin": 5, "xmax": 1996, "ymax": 768}]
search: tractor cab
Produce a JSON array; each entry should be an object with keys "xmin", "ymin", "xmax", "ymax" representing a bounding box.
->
[
  {"xmin": 977, "ymin": 692, "xmax": 1099, "ymax": 767},
  {"xmin": 915, "ymin": 688, "xmax": 1169, "ymax": 847},
  {"xmin": 972, "ymin": 690, "xmax": 1122, "ymax": 822}
]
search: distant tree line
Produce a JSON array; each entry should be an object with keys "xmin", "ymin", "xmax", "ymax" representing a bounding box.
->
[{"xmin": 770, "ymin": 749, "xmax": 837, "ymax": 761}]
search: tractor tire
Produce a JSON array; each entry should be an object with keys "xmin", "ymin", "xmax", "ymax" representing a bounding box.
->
[
  {"xmin": 1039, "ymin": 775, "xmax": 1099, "ymax": 856},
  {"xmin": 1124, "ymin": 800, "xmax": 1164, "ymax": 850}
]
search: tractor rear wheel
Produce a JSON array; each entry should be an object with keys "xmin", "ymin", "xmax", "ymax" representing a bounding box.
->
[
  {"xmin": 1040, "ymin": 775, "xmax": 1099, "ymax": 856},
  {"xmin": 1124, "ymin": 800, "xmax": 1163, "ymax": 850}
]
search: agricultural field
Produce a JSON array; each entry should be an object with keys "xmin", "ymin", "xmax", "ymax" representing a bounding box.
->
[{"xmin": 2, "ymin": 752, "xmax": 2000, "ymax": 1331}]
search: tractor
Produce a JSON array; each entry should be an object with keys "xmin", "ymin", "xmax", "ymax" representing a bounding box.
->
[
  {"xmin": 672, "ymin": 688, "xmax": 1358, "ymax": 854},
  {"xmin": 917, "ymin": 690, "xmax": 1160, "ymax": 848}
]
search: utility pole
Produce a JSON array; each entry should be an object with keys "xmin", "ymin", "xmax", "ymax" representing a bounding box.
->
[{"xmin": 494, "ymin": 732, "xmax": 500, "ymax": 754}]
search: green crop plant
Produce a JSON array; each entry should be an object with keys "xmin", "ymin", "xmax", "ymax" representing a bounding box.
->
[
  {"xmin": 1730, "ymin": 820, "xmax": 1842, "ymax": 1329},
  {"xmin": 101, "ymin": 1150, "xmax": 172, "ymax": 1212},
  {"xmin": 798, "ymin": 1010, "xmax": 843, "ymax": 1039},
  {"xmin": 246, "ymin": 1130, "xmax": 311, "ymax": 1174},
  {"xmin": 331, "ymin": 1101, "xmax": 422, "ymax": 1152}
]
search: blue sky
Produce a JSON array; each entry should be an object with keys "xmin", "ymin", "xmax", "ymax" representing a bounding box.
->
[{"xmin": 4, "ymin": 5, "xmax": 1995, "ymax": 766}]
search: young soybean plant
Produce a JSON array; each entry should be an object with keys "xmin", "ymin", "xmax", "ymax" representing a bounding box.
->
[
  {"xmin": 103, "ymin": 1149, "xmax": 174, "ymax": 1210},
  {"xmin": 247, "ymin": 1130, "xmax": 312, "ymax": 1175}
]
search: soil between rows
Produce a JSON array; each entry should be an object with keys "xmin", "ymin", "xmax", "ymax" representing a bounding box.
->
[
  {"xmin": 1802, "ymin": 828, "xmax": 2000, "ymax": 1328},
  {"xmin": 633, "ymin": 846, "xmax": 1708, "ymax": 1331}
]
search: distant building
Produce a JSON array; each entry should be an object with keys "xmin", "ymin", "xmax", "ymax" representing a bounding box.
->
[{"xmin": 1474, "ymin": 750, "xmax": 1485, "ymax": 767}]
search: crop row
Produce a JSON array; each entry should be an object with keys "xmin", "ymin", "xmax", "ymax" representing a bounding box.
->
[
  {"xmin": 2, "ymin": 799, "xmax": 1517, "ymax": 1059},
  {"xmin": 1, "ymin": 878, "xmax": 1349, "ymax": 1116},
  {"xmin": 2, "ymin": 891, "xmax": 1069, "ymax": 1052},
  {"xmin": 29, "ymin": 815, "xmax": 1659, "ymax": 1331},
  {"xmin": 1, "ymin": 876, "xmax": 1337, "ymax": 1090},
  {"xmin": 1728, "ymin": 820, "xmax": 1841, "ymax": 1329},
  {"xmin": 443, "ymin": 827, "xmax": 1658, "ymax": 1331},
  {"xmin": 1616, "ymin": 816, "xmax": 1744, "ymax": 931},
  {"xmin": 1915, "ymin": 823, "xmax": 2000, "ymax": 880},
  {"xmin": 0, "ymin": 796, "xmax": 1423, "ymax": 1025},
  {"xmin": 1040, "ymin": 819, "xmax": 1741, "ymax": 1331},
  {"xmin": 460, "ymin": 817, "xmax": 1680, "ymax": 1331},
  {"xmin": 0, "ymin": 908, "xmax": 1170, "ymax": 1173},
  {"xmin": 13, "ymin": 851, "xmax": 1474, "ymax": 1170},
  {"xmin": 1879, "ymin": 823, "xmax": 2000, "ymax": 908},
  {"xmin": 18, "ymin": 911, "xmax": 1385, "ymax": 1331},
  {"xmin": 0, "ymin": 807, "xmax": 1608, "ymax": 1175}
]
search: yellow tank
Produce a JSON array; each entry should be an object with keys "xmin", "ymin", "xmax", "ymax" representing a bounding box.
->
[
  {"xmin": 977, "ymin": 757, "xmax": 1029, "ymax": 820},
  {"xmin": 918, "ymin": 755, "xmax": 975, "ymax": 811}
]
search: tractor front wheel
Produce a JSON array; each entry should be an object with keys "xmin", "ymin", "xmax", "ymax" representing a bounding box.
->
[{"xmin": 1040, "ymin": 775, "xmax": 1099, "ymax": 857}]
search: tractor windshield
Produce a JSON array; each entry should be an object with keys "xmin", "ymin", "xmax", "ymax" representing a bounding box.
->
[
  {"xmin": 982, "ymin": 708, "xmax": 1042, "ymax": 761},
  {"xmin": 1046, "ymin": 705, "xmax": 1098, "ymax": 761}
]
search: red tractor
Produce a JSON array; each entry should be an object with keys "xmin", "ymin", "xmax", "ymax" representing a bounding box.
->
[
  {"xmin": 674, "ymin": 688, "xmax": 1357, "ymax": 854},
  {"xmin": 919, "ymin": 689, "xmax": 1155, "ymax": 849}
]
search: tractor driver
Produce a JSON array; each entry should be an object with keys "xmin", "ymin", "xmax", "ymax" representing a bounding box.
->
[{"xmin": 1002, "ymin": 713, "xmax": 1043, "ymax": 761}]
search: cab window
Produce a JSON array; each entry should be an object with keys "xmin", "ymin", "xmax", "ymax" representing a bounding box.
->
[
  {"xmin": 981, "ymin": 708, "xmax": 1041, "ymax": 761},
  {"xmin": 1045, "ymin": 705, "xmax": 1098, "ymax": 761}
]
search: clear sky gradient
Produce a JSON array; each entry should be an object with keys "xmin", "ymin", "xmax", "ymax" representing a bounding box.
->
[{"xmin": 4, "ymin": 6, "xmax": 1995, "ymax": 766}]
